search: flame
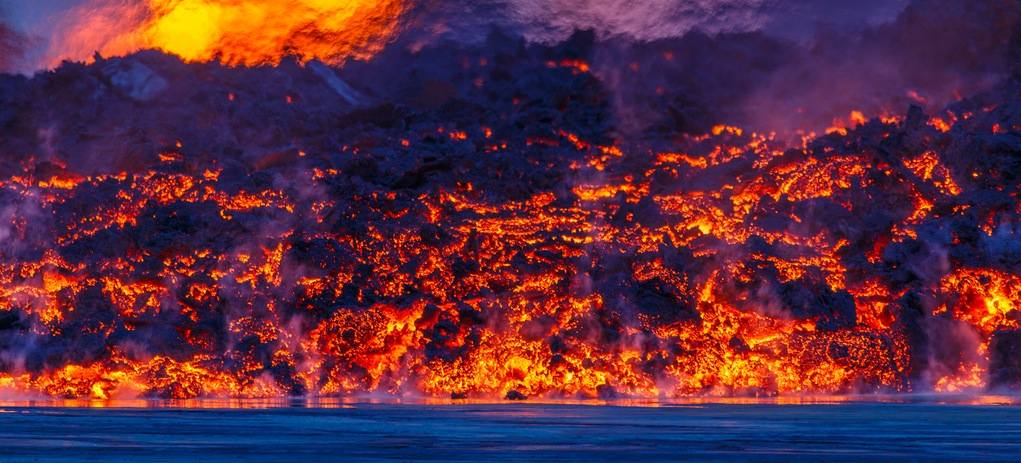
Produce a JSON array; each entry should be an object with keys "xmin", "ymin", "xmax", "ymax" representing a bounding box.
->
[{"xmin": 47, "ymin": 0, "xmax": 408, "ymax": 68}]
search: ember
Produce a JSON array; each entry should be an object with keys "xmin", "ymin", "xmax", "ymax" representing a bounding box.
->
[{"xmin": 0, "ymin": 0, "xmax": 1020, "ymax": 401}]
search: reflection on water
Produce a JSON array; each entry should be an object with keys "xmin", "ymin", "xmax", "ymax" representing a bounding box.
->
[
  {"xmin": 2, "ymin": 399, "xmax": 1021, "ymax": 462},
  {"xmin": 1, "ymin": 393, "xmax": 1019, "ymax": 409}
]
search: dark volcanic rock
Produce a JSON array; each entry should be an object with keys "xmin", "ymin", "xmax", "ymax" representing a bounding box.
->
[{"xmin": 990, "ymin": 329, "xmax": 1021, "ymax": 389}]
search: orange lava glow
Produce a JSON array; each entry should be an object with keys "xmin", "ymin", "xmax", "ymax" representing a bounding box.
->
[
  {"xmin": 3, "ymin": 104, "xmax": 1016, "ymax": 401},
  {"xmin": 47, "ymin": 0, "xmax": 408, "ymax": 68}
]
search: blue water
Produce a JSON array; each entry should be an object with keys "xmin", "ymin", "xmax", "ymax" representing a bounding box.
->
[{"xmin": 2, "ymin": 398, "xmax": 1020, "ymax": 462}]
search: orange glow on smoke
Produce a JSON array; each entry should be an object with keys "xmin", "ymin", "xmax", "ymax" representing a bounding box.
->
[{"xmin": 48, "ymin": 0, "xmax": 408, "ymax": 67}]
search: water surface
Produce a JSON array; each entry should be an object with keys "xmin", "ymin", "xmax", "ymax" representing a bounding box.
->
[{"xmin": 2, "ymin": 396, "xmax": 1019, "ymax": 462}]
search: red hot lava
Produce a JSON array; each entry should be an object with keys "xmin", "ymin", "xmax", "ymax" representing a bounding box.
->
[{"xmin": 0, "ymin": 0, "xmax": 1020, "ymax": 401}]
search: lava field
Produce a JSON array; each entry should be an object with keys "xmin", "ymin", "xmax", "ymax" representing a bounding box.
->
[{"xmin": 1, "ymin": 0, "xmax": 1021, "ymax": 400}]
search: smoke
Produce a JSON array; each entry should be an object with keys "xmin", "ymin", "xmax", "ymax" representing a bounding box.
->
[
  {"xmin": 507, "ymin": 0, "xmax": 912, "ymax": 43},
  {"xmin": 485, "ymin": 0, "xmax": 777, "ymax": 42},
  {"xmin": 579, "ymin": 0, "xmax": 1021, "ymax": 136},
  {"xmin": 921, "ymin": 317, "xmax": 986, "ymax": 392},
  {"xmin": 737, "ymin": 0, "xmax": 1021, "ymax": 134},
  {"xmin": 0, "ymin": 6, "xmax": 24, "ymax": 73},
  {"xmin": 0, "ymin": 1, "xmax": 91, "ymax": 72},
  {"xmin": 7, "ymin": 0, "xmax": 1003, "ymax": 134},
  {"xmin": 3, "ymin": 0, "xmax": 909, "ymax": 74},
  {"xmin": 401, "ymin": 0, "xmax": 1019, "ymax": 135},
  {"xmin": 401, "ymin": 0, "xmax": 909, "ymax": 45}
]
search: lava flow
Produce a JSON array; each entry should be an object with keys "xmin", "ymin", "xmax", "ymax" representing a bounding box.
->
[{"xmin": 1, "ymin": 0, "xmax": 1021, "ymax": 401}]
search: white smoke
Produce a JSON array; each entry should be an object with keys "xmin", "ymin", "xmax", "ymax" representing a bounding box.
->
[{"xmin": 500, "ymin": 0, "xmax": 774, "ymax": 42}]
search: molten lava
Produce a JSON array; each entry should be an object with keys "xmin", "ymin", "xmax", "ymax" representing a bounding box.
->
[
  {"xmin": 1, "ymin": 91, "xmax": 1019, "ymax": 400},
  {"xmin": 48, "ymin": 0, "xmax": 407, "ymax": 67},
  {"xmin": 1, "ymin": 7, "xmax": 1020, "ymax": 401}
]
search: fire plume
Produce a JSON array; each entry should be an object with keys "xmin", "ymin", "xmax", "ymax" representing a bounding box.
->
[{"xmin": 47, "ymin": 0, "xmax": 408, "ymax": 68}]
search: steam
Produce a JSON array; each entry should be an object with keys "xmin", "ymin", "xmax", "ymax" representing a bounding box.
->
[
  {"xmin": 490, "ymin": 0, "xmax": 776, "ymax": 42},
  {"xmin": 580, "ymin": 0, "xmax": 1021, "ymax": 136},
  {"xmin": 4, "ymin": 0, "xmax": 909, "ymax": 74},
  {"xmin": 0, "ymin": 5, "xmax": 24, "ymax": 73},
  {"xmin": 737, "ymin": 0, "xmax": 1021, "ymax": 134},
  {"xmin": 497, "ymin": 0, "xmax": 909, "ymax": 43},
  {"xmin": 6, "ymin": 0, "xmax": 1005, "ymax": 134},
  {"xmin": 401, "ymin": 0, "xmax": 909, "ymax": 46},
  {"xmin": 408, "ymin": 0, "xmax": 1020, "ymax": 135}
]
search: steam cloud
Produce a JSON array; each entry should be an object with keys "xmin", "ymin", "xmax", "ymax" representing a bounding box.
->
[
  {"xmin": 4, "ymin": 0, "xmax": 907, "ymax": 72},
  {"xmin": 5, "ymin": 0, "xmax": 1010, "ymax": 135}
]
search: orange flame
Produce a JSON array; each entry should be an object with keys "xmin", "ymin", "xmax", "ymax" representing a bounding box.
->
[{"xmin": 47, "ymin": 0, "xmax": 408, "ymax": 68}]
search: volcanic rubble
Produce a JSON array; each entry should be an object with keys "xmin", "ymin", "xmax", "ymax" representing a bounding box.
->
[{"xmin": 0, "ymin": 30, "xmax": 1020, "ymax": 399}]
